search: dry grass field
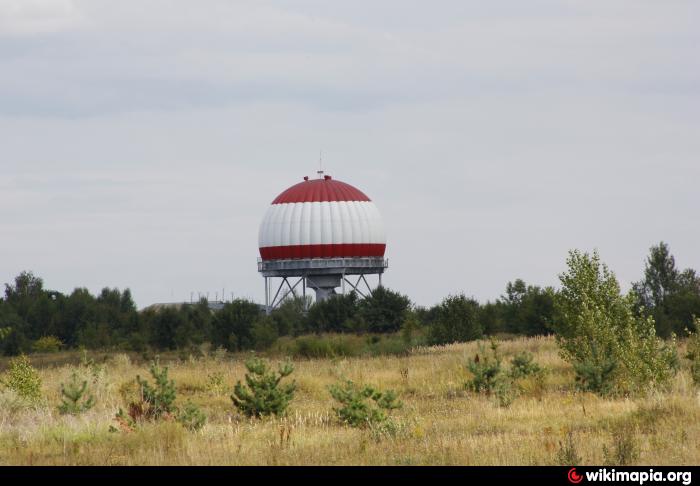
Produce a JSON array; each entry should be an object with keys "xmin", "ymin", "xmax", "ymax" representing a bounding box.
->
[{"xmin": 0, "ymin": 335, "xmax": 698, "ymax": 465}]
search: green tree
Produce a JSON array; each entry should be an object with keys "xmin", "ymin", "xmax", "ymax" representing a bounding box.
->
[
  {"xmin": 136, "ymin": 360, "xmax": 177, "ymax": 419},
  {"xmin": 250, "ymin": 315, "xmax": 279, "ymax": 350},
  {"xmin": 270, "ymin": 297, "xmax": 308, "ymax": 336},
  {"xmin": 501, "ymin": 279, "xmax": 555, "ymax": 336},
  {"xmin": 552, "ymin": 249, "xmax": 677, "ymax": 395},
  {"xmin": 328, "ymin": 379, "xmax": 402, "ymax": 428},
  {"xmin": 427, "ymin": 294, "xmax": 483, "ymax": 345},
  {"xmin": 306, "ymin": 293, "xmax": 358, "ymax": 333},
  {"xmin": 58, "ymin": 372, "xmax": 95, "ymax": 415},
  {"xmin": 213, "ymin": 299, "xmax": 262, "ymax": 351},
  {"xmin": 231, "ymin": 357, "xmax": 296, "ymax": 417},
  {"xmin": 1, "ymin": 355, "xmax": 42, "ymax": 402},
  {"xmin": 632, "ymin": 242, "xmax": 700, "ymax": 337},
  {"xmin": 357, "ymin": 287, "xmax": 412, "ymax": 333}
]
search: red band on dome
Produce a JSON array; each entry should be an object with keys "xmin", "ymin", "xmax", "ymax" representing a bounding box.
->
[
  {"xmin": 260, "ymin": 243, "xmax": 385, "ymax": 260},
  {"xmin": 271, "ymin": 179, "xmax": 371, "ymax": 204}
]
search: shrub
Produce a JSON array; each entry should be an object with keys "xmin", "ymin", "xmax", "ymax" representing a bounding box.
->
[
  {"xmin": 509, "ymin": 351, "xmax": 543, "ymax": 380},
  {"xmin": 552, "ymin": 250, "xmax": 677, "ymax": 396},
  {"xmin": 357, "ymin": 286, "xmax": 412, "ymax": 333},
  {"xmin": 58, "ymin": 371, "xmax": 95, "ymax": 415},
  {"xmin": 466, "ymin": 340, "xmax": 503, "ymax": 394},
  {"xmin": 603, "ymin": 426, "xmax": 639, "ymax": 466},
  {"xmin": 113, "ymin": 359, "xmax": 207, "ymax": 432},
  {"xmin": 556, "ymin": 431, "xmax": 582, "ymax": 465},
  {"xmin": 572, "ymin": 347, "xmax": 617, "ymax": 395},
  {"xmin": 251, "ymin": 316, "xmax": 279, "ymax": 350},
  {"xmin": 177, "ymin": 400, "xmax": 207, "ymax": 431},
  {"xmin": 115, "ymin": 360, "xmax": 177, "ymax": 425},
  {"xmin": 493, "ymin": 378, "xmax": 517, "ymax": 407},
  {"xmin": 1, "ymin": 355, "xmax": 42, "ymax": 403},
  {"xmin": 231, "ymin": 357, "xmax": 296, "ymax": 417},
  {"xmin": 205, "ymin": 372, "xmax": 226, "ymax": 395},
  {"xmin": 0, "ymin": 327, "xmax": 13, "ymax": 341},
  {"xmin": 328, "ymin": 379, "xmax": 402, "ymax": 428},
  {"xmin": 427, "ymin": 294, "xmax": 483, "ymax": 345},
  {"xmin": 33, "ymin": 335, "xmax": 63, "ymax": 353},
  {"xmin": 466, "ymin": 340, "xmax": 519, "ymax": 407},
  {"xmin": 136, "ymin": 360, "xmax": 177, "ymax": 419},
  {"xmin": 686, "ymin": 319, "xmax": 700, "ymax": 387}
]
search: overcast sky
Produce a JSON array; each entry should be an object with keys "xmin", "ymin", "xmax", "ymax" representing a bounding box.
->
[{"xmin": 1, "ymin": 0, "xmax": 698, "ymax": 308}]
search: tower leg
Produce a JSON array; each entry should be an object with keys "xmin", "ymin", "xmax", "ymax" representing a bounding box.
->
[{"xmin": 302, "ymin": 277, "xmax": 307, "ymax": 312}]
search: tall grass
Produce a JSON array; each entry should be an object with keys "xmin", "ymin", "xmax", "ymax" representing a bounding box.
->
[{"xmin": 0, "ymin": 335, "xmax": 697, "ymax": 465}]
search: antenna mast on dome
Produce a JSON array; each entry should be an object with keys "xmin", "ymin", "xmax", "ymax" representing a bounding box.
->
[{"xmin": 317, "ymin": 150, "xmax": 324, "ymax": 179}]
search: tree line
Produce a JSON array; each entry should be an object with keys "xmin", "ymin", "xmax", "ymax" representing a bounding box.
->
[{"xmin": 1, "ymin": 241, "xmax": 698, "ymax": 356}]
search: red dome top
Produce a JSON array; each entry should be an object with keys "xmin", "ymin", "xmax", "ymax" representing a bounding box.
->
[
  {"xmin": 271, "ymin": 175, "xmax": 370, "ymax": 204},
  {"xmin": 259, "ymin": 175, "xmax": 386, "ymax": 261}
]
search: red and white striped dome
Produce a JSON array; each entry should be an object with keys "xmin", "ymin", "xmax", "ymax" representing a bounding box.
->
[{"xmin": 258, "ymin": 175, "xmax": 386, "ymax": 260}]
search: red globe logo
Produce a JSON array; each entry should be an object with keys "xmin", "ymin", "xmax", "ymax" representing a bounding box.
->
[{"xmin": 568, "ymin": 467, "xmax": 583, "ymax": 484}]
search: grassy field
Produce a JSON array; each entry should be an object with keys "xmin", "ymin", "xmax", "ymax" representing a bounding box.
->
[{"xmin": 0, "ymin": 335, "xmax": 698, "ymax": 465}]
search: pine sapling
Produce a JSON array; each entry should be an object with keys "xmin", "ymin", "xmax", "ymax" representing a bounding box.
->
[
  {"xmin": 137, "ymin": 359, "xmax": 177, "ymax": 419},
  {"xmin": 177, "ymin": 400, "xmax": 207, "ymax": 431},
  {"xmin": 231, "ymin": 357, "xmax": 296, "ymax": 417},
  {"xmin": 328, "ymin": 379, "xmax": 402, "ymax": 428},
  {"xmin": 58, "ymin": 372, "xmax": 95, "ymax": 415}
]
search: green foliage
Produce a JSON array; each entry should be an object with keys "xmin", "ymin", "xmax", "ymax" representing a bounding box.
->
[
  {"xmin": 493, "ymin": 376, "xmax": 517, "ymax": 407},
  {"xmin": 270, "ymin": 297, "xmax": 308, "ymax": 336},
  {"xmin": 177, "ymin": 400, "xmax": 207, "ymax": 431},
  {"xmin": 250, "ymin": 316, "xmax": 279, "ymax": 350},
  {"xmin": 231, "ymin": 357, "xmax": 296, "ymax": 417},
  {"xmin": 0, "ymin": 327, "xmax": 12, "ymax": 341},
  {"xmin": 427, "ymin": 294, "xmax": 483, "ymax": 345},
  {"xmin": 633, "ymin": 242, "xmax": 700, "ymax": 337},
  {"xmin": 1, "ymin": 355, "xmax": 42, "ymax": 403},
  {"xmin": 466, "ymin": 340, "xmax": 526, "ymax": 407},
  {"xmin": 686, "ymin": 319, "xmax": 700, "ymax": 387},
  {"xmin": 33, "ymin": 335, "xmax": 63, "ymax": 353},
  {"xmin": 509, "ymin": 351, "xmax": 543, "ymax": 379},
  {"xmin": 357, "ymin": 287, "xmax": 412, "ymax": 333},
  {"xmin": 328, "ymin": 379, "xmax": 402, "ymax": 428},
  {"xmin": 58, "ymin": 371, "xmax": 95, "ymax": 415},
  {"xmin": 213, "ymin": 299, "xmax": 262, "ymax": 351},
  {"xmin": 502, "ymin": 280, "xmax": 556, "ymax": 335},
  {"xmin": 205, "ymin": 372, "xmax": 226, "ymax": 395},
  {"xmin": 401, "ymin": 313, "xmax": 420, "ymax": 345},
  {"xmin": 136, "ymin": 360, "xmax": 177, "ymax": 419},
  {"xmin": 274, "ymin": 333, "xmax": 416, "ymax": 359},
  {"xmin": 552, "ymin": 249, "xmax": 677, "ymax": 396},
  {"xmin": 114, "ymin": 359, "xmax": 207, "ymax": 432},
  {"xmin": 572, "ymin": 346, "xmax": 617, "ymax": 395},
  {"xmin": 306, "ymin": 293, "xmax": 358, "ymax": 334},
  {"xmin": 286, "ymin": 335, "xmax": 353, "ymax": 358},
  {"xmin": 466, "ymin": 340, "xmax": 504, "ymax": 394}
]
